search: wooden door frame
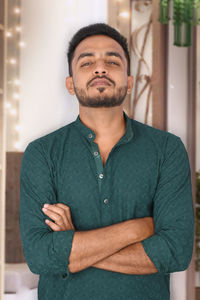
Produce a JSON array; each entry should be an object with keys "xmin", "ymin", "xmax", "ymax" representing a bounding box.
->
[{"xmin": 152, "ymin": 0, "xmax": 168, "ymax": 131}]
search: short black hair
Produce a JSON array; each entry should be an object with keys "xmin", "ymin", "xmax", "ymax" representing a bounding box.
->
[{"xmin": 67, "ymin": 23, "xmax": 130, "ymax": 76}]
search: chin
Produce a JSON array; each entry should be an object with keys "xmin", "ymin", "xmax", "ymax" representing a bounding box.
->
[{"xmin": 92, "ymin": 87, "xmax": 112, "ymax": 94}]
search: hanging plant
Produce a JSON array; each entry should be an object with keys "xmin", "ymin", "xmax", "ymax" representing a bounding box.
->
[{"xmin": 159, "ymin": 0, "xmax": 200, "ymax": 46}]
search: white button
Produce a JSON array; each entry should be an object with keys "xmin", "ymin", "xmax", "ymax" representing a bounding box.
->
[
  {"xmin": 104, "ymin": 198, "xmax": 108, "ymax": 204},
  {"xmin": 94, "ymin": 151, "xmax": 99, "ymax": 156},
  {"xmin": 88, "ymin": 133, "xmax": 93, "ymax": 138},
  {"xmin": 99, "ymin": 173, "xmax": 104, "ymax": 179}
]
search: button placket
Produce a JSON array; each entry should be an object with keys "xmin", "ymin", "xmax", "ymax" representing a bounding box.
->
[
  {"xmin": 91, "ymin": 142, "xmax": 104, "ymax": 194},
  {"xmin": 88, "ymin": 134, "xmax": 115, "ymax": 226}
]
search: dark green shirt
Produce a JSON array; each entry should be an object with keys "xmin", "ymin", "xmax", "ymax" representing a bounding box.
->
[{"xmin": 19, "ymin": 111, "xmax": 194, "ymax": 300}]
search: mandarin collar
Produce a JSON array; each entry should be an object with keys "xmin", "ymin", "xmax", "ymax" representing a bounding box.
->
[{"xmin": 74, "ymin": 110, "xmax": 134, "ymax": 143}]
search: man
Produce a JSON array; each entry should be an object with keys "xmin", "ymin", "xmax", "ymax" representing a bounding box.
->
[{"xmin": 20, "ymin": 23, "xmax": 194, "ymax": 300}]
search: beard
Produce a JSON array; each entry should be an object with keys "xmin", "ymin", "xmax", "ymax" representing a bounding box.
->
[{"xmin": 74, "ymin": 85, "xmax": 128, "ymax": 108}]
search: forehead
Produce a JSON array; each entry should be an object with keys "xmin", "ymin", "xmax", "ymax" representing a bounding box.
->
[{"xmin": 73, "ymin": 35, "xmax": 126, "ymax": 60}]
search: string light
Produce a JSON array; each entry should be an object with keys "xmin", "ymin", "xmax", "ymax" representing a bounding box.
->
[
  {"xmin": 9, "ymin": 58, "xmax": 17, "ymax": 65},
  {"xmin": 6, "ymin": 4, "xmax": 25, "ymax": 151},
  {"xmin": 118, "ymin": 11, "xmax": 130, "ymax": 18},
  {"xmin": 5, "ymin": 31, "xmax": 12, "ymax": 37},
  {"xmin": 10, "ymin": 108, "xmax": 17, "ymax": 116},
  {"xmin": 15, "ymin": 26, "xmax": 21, "ymax": 32},
  {"xmin": 14, "ymin": 124, "xmax": 21, "ymax": 132},
  {"xmin": 14, "ymin": 141, "xmax": 22, "ymax": 150},
  {"xmin": 14, "ymin": 7, "xmax": 21, "ymax": 14},
  {"xmin": 19, "ymin": 41, "xmax": 26, "ymax": 48},
  {"xmin": 13, "ymin": 93, "xmax": 20, "ymax": 100},
  {"xmin": 13, "ymin": 79, "xmax": 20, "ymax": 86},
  {"xmin": 4, "ymin": 102, "xmax": 11, "ymax": 109}
]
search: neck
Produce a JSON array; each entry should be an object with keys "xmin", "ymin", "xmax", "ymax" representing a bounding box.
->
[{"xmin": 79, "ymin": 107, "xmax": 126, "ymax": 141}]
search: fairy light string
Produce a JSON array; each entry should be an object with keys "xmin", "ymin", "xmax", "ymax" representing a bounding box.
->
[{"xmin": 5, "ymin": 2, "xmax": 25, "ymax": 151}]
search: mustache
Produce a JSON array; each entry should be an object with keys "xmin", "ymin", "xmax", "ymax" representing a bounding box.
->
[{"xmin": 87, "ymin": 75, "xmax": 115, "ymax": 88}]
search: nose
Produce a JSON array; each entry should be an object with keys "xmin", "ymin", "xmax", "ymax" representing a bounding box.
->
[{"xmin": 93, "ymin": 61, "xmax": 108, "ymax": 76}]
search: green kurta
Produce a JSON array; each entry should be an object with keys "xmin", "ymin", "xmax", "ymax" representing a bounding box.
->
[{"xmin": 19, "ymin": 111, "xmax": 194, "ymax": 300}]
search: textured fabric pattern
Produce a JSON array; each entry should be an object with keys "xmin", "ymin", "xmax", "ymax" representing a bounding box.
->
[{"xmin": 19, "ymin": 111, "xmax": 194, "ymax": 300}]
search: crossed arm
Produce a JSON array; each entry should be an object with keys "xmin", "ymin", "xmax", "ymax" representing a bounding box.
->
[
  {"xmin": 42, "ymin": 203, "xmax": 158, "ymax": 275},
  {"xmin": 20, "ymin": 138, "xmax": 194, "ymax": 277}
]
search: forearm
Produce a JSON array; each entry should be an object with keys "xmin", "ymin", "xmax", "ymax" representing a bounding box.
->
[
  {"xmin": 68, "ymin": 217, "xmax": 154, "ymax": 273},
  {"xmin": 92, "ymin": 242, "xmax": 158, "ymax": 275}
]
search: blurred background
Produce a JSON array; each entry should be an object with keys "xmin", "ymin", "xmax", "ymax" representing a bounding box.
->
[{"xmin": 0, "ymin": 0, "xmax": 199, "ymax": 299}]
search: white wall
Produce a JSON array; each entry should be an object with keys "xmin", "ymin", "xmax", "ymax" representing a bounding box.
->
[{"xmin": 19, "ymin": 0, "xmax": 107, "ymax": 150}]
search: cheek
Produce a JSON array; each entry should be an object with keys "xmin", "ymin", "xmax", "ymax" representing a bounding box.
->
[
  {"xmin": 111, "ymin": 69, "xmax": 128, "ymax": 82},
  {"xmin": 73, "ymin": 70, "xmax": 90, "ymax": 86},
  {"xmin": 114, "ymin": 77, "xmax": 128, "ymax": 88},
  {"xmin": 120, "ymin": 74, "xmax": 129, "ymax": 86},
  {"xmin": 72, "ymin": 75, "xmax": 85, "ymax": 88}
]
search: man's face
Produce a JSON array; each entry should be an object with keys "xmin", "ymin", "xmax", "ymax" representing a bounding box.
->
[{"xmin": 66, "ymin": 35, "xmax": 133, "ymax": 108}]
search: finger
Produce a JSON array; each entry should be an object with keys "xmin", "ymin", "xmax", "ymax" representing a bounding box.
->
[
  {"xmin": 65, "ymin": 209, "xmax": 75, "ymax": 229},
  {"xmin": 55, "ymin": 203, "xmax": 70, "ymax": 214},
  {"xmin": 43, "ymin": 204, "xmax": 74, "ymax": 229},
  {"xmin": 54, "ymin": 203, "xmax": 70, "ymax": 209},
  {"xmin": 56, "ymin": 204, "xmax": 75, "ymax": 229},
  {"xmin": 55, "ymin": 203, "xmax": 71, "ymax": 217},
  {"xmin": 43, "ymin": 205, "xmax": 71, "ymax": 229},
  {"xmin": 42, "ymin": 207, "xmax": 65, "ymax": 225},
  {"xmin": 45, "ymin": 203, "xmax": 71, "ymax": 218},
  {"xmin": 48, "ymin": 205, "xmax": 71, "ymax": 228},
  {"xmin": 45, "ymin": 219, "xmax": 61, "ymax": 232},
  {"xmin": 43, "ymin": 204, "xmax": 66, "ymax": 216}
]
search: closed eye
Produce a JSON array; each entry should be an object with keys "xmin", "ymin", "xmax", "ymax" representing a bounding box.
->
[
  {"xmin": 80, "ymin": 61, "xmax": 120, "ymax": 68},
  {"xmin": 106, "ymin": 61, "xmax": 120, "ymax": 66},
  {"xmin": 80, "ymin": 62, "xmax": 92, "ymax": 67}
]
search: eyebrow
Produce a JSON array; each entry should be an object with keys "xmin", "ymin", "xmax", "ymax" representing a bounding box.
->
[
  {"xmin": 76, "ymin": 52, "xmax": 94, "ymax": 62},
  {"xmin": 76, "ymin": 51, "xmax": 123, "ymax": 63},
  {"xmin": 105, "ymin": 51, "xmax": 123, "ymax": 61}
]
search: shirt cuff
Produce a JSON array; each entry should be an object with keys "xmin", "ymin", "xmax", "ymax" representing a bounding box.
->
[{"xmin": 52, "ymin": 229, "xmax": 75, "ymax": 277}]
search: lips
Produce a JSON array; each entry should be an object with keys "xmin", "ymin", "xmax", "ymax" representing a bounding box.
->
[{"xmin": 90, "ymin": 78, "xmax": 111, "ymax": 86}]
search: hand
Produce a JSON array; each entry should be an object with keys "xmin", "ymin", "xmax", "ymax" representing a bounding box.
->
[{"xmin": 42, "ymin": 203, "xmax": 75, "ymax": 232}]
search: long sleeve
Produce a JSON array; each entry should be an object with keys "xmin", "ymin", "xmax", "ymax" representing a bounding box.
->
[
  {"xmin": 19, "ymin": 141, "xmax": 75, "ymax": 277},
  {"xmin": 141, "ymin": 135, "xmax": 194, "ymax": 274}
]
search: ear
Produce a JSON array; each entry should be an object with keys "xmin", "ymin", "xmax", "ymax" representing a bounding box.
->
[
  {"xmin": 127, "ymin": 76, "xmax": 134, "ymax": 95},
  {"xmin": 65, "ymin": 76, "xmax": 75, "ymax": 95}
]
